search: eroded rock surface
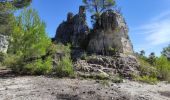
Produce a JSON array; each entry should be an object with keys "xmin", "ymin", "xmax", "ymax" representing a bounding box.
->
[
  {"xmin": 55, "ymin": 6, "xmax": 89, "ymax": 49},
  {"xmin": 0, "ymin": 34, "xmax": 9, "ymax": 53},
  {"xmin": 75, "ymin": 54, "xmax": 140, "ymax": 79},
  {"xmin": 88, "ymin": 10, "xmax": 133, "ymax": 55}
]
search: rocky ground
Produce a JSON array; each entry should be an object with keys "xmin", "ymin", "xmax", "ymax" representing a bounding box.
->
[{"xmin": 0, "ymin": 75, "xmax": 170, "ymax": 100}]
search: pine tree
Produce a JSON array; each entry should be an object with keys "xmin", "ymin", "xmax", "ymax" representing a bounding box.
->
[
  {"xmin": 0, "ymin": 0, "xmax": 32, "ymax": 35},
  {"xmin": 162, "ymin": 44, "xmax": 170, "ymax": 60},
  {"xmin": 7, "ymin": 8, "xmax": 53, "ymax": 74},
  {"xmin": 83, "ymin": 0, "xmax": 116, "ymax": 14}
]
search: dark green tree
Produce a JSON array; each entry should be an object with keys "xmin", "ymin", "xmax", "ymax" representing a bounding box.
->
[
  {"xmin": 0, "ymin": 2, "xmax": 14, "ymax": 35},
  {"xmin": 0, "ymin": 0, "xmax": 32, "ymax": 8},
  {"xmin": 140, "ymin": 50, "xmax": 145, "ymax": 56},
  {"xmin": 148, "ymin": 52, "xmax": 156, "ymax": 65},
  {"xmin": 0, "ymin": 0, "xmax": 32, "ymax": 35},
  {"xmin": 83, "ymin": 0, "xmax": 116, "ymax": 28},
  {"xmin": 83, "ymin": 0, "xmax": 116, "ymax": 14},
  {"xmin": 162, "ymin": 44, "xmax": 170, "ymax": 60}
]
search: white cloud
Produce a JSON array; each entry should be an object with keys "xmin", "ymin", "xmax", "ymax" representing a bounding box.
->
[{"xmin": 135, "ymin": 11, "xmax": 170, "ymax": 46}]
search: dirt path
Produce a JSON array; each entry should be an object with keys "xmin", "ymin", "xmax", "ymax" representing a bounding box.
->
[{"xmin": 0, "ymin": 76, "xmax": 169, "ymax": 100}]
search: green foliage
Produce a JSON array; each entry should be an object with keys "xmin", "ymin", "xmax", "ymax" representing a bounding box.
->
[
  {"xmin": 136, "ymin": 76, "xmax": 158, "ymax": 85},
  {"xmin": 147, "ymin": 52, "xmax": 156, "ymax": 65},
  {"xmin": 0, "ymin": 3, "xmax": 15, "ymax": 35},
  {"xmin": 139, "ymin": 50, "xmax": 145, "ymax": 56},
  {"xmin": 12, "ymin": 0, "xmax": 32, "ymax": 8},
  {"xmin": 0, "ymin": 0, "xmax": 31, "ymax": 35},
  {"xmin": 0, "ymin": 0, "xmax": 32, "ymax": 9},
  {"xmin": 0, "ymin": 52, "xmax": 5, "ymax": 63},
  {"xmin": 155, "ymin": 56, "xmax": 170, "ymax": 81},
  {"xmin": 83, "ymin": 0, "xmax": 116, "ymax": 28},
  {"xmin": 96, "ymin": 72, "xmax": 109, "ymax": 80},
  {"xmin": 9, "ymin": 8, "xmax": 51, "ymax": 59},
  {"xmin": 83, "ymin": 0, "xmax": 116, "ymax": 14},
  {"xmin": 24, "ymin": 57, "xmax": 52, "ymax": 75},
  {"xmin": 5, "ymin": 8, "xmax": 53, "ymax": 75},
  {"xmin": 138, "ymin": 57, "xmax": 157, "ymax": 78},
  {"xmin": 108, "ymin": 47, "xmax": 119, "ymax": 55},
  {"xmin": 162, "ymin": 44, "xmax": 170, "ymax": 60},
  {"xmin": 81, "ymin": 52, "xmax": 87, "ymax": 60},
  {"xmin": 57, "ymin": 44, "xmax": 71, "ymax": 54},
  {"xmin": 55, "ymin": 56, "xmax": 74, "ymax": 77},
  {"xmin": 53, "ymin": 44, "xmax": 74, "ymax": 77}
]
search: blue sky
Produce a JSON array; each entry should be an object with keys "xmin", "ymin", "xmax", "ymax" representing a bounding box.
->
[{"xmin": 29, "ymin": 0, "xmax": 170, "ymax": 56}]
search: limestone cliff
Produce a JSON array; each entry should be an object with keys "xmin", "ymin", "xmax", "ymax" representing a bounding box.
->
[
  {"xmin": 55, "ymin": 6, "xmax": 89, "ymax": 49},
  {"xmin": 55, "ymin": 6, "xmax": 133, "ymax": 55},
  {"xmin": 88, "ymin": 10, "xmax": 133, "ymax": 55}
]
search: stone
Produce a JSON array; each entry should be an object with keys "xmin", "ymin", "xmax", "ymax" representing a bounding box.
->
[
  {"xmin": 0, "ymin": 34, "xmax": 9, "ymax": 53},
  {"xmin": 88, "ymin": 10, "xmax": 133, "ymax": 55},
  {"xmin": 55, "ymin": 6, "xmax": 89, "ymax": 49},
  {"xmin": 74, "ymin": 54, "xmax": 140, "ymax": 79},
  {"xmin": 55, "ymin": 12, "xmax": 74, "ymax": 44}
]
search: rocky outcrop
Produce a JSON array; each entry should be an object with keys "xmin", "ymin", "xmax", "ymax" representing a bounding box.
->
[
  {"xmin": 55, "ymin": 7, "xmax": 133, "ymax": 55},
  {"xmin": 54, "ymin": 6, "xmax": 137, "ymax": 79},
  {"xmin": 88, "ymin": 10, "xmax": 133, "ymax": 55},
  {"xmin": 0, "ymin": 34, "xmax": 9, "ymax": 53},
  {"xmin": 75, "ymin": 54, "xmax": 140, "ymax": 79},
  {"xmin": 55, "ymin": 6, "xmax": 89, "ymax": 49}
]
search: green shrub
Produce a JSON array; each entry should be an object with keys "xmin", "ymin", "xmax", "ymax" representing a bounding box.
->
[
  {"xmin": 0, "ymin": 52, "xmax": 5, "ymax": 63},
  {"xmin": 3, "ymin": 54, "xmax": 23, "ymax": 71},
  {"xmin": 155, "ymin": 56, "xmax": 170, "ymax": 81},
  {"xmin": 136, "ymin": 76, "xmax": 158, "ymax": 85},
  {"xmin": 55, "ymin": 56, "xmax": 74, "ymax": 77},
  {"xmin": 138, "ymin": 57, "xmax": 157, "ymax": 78},
  {"xmin": 55, "ymin": 43, "xmax": 71, "ymax": 55},
  {"xmin": 4, "ymin": 54, "xmax": 52, "ymax": 75},
  {"xmin": 24, "ymin": 57, "xmax": 52, "ymax": 75},
  {"xmin": 81, "ymin": 52, "xmax": 87, "ymax": 60}
]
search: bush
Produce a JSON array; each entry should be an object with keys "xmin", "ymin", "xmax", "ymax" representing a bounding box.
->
[
  {"xmin": 0, "ymin": 52, "xmax": 6, "ymax": 67},
  {"xmin": 138, "ymin": 57, "xmax": 157, "ymax": 78},
  {"xmin": 4, "ymin": 54, "xmax": 52, "ymax": 75},
  {"xmin": 0, "ymin": 52, "xmax": 5, "ymax": 63},
  {"xmin": 136, "ymin": 76, "xmax": 158, "ymax": 85},
  {"xmin": 55, "ymin": 56, "xmax": 74, "ymax": 77},
  {"xmin": 24, "ymin": 57, "xmax": 52, "ymax": 75},
  {"xmin": 155, "ymin": 56, "xmax": 170, "ymax": 81},
  {"xmin": 52, "ymin": 44, "xmax": 74, "ymax": 77}
]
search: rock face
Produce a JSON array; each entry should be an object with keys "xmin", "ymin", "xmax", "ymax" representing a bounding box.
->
[
  {"xmin": 75, "ymin": 54, "xmax": 140, "ymax": 79},
  {"xmin": 0, "ymin": 35, "xmax": 9, "ymax": 53},
  {"xmin": 55, "ymin": 7, "xmax": 133, "ymax": 55},
  {"xmin": 55, "ymin": 6, "xmax": 89, "ymax": 49},
  {"xmin": 88, "ymin": 10, "xmax": 133, "ymax": 55}
]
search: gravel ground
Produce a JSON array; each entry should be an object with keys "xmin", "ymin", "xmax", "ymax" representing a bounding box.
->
[{"xmin": 0, "ymin": 76, "xmax": 170, "ymax": 100}]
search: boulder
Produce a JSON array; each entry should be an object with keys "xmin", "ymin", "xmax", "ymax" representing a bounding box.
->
[{"xmin": 0, "ymin": 35, "xmax": 9, "ymax": 53}]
